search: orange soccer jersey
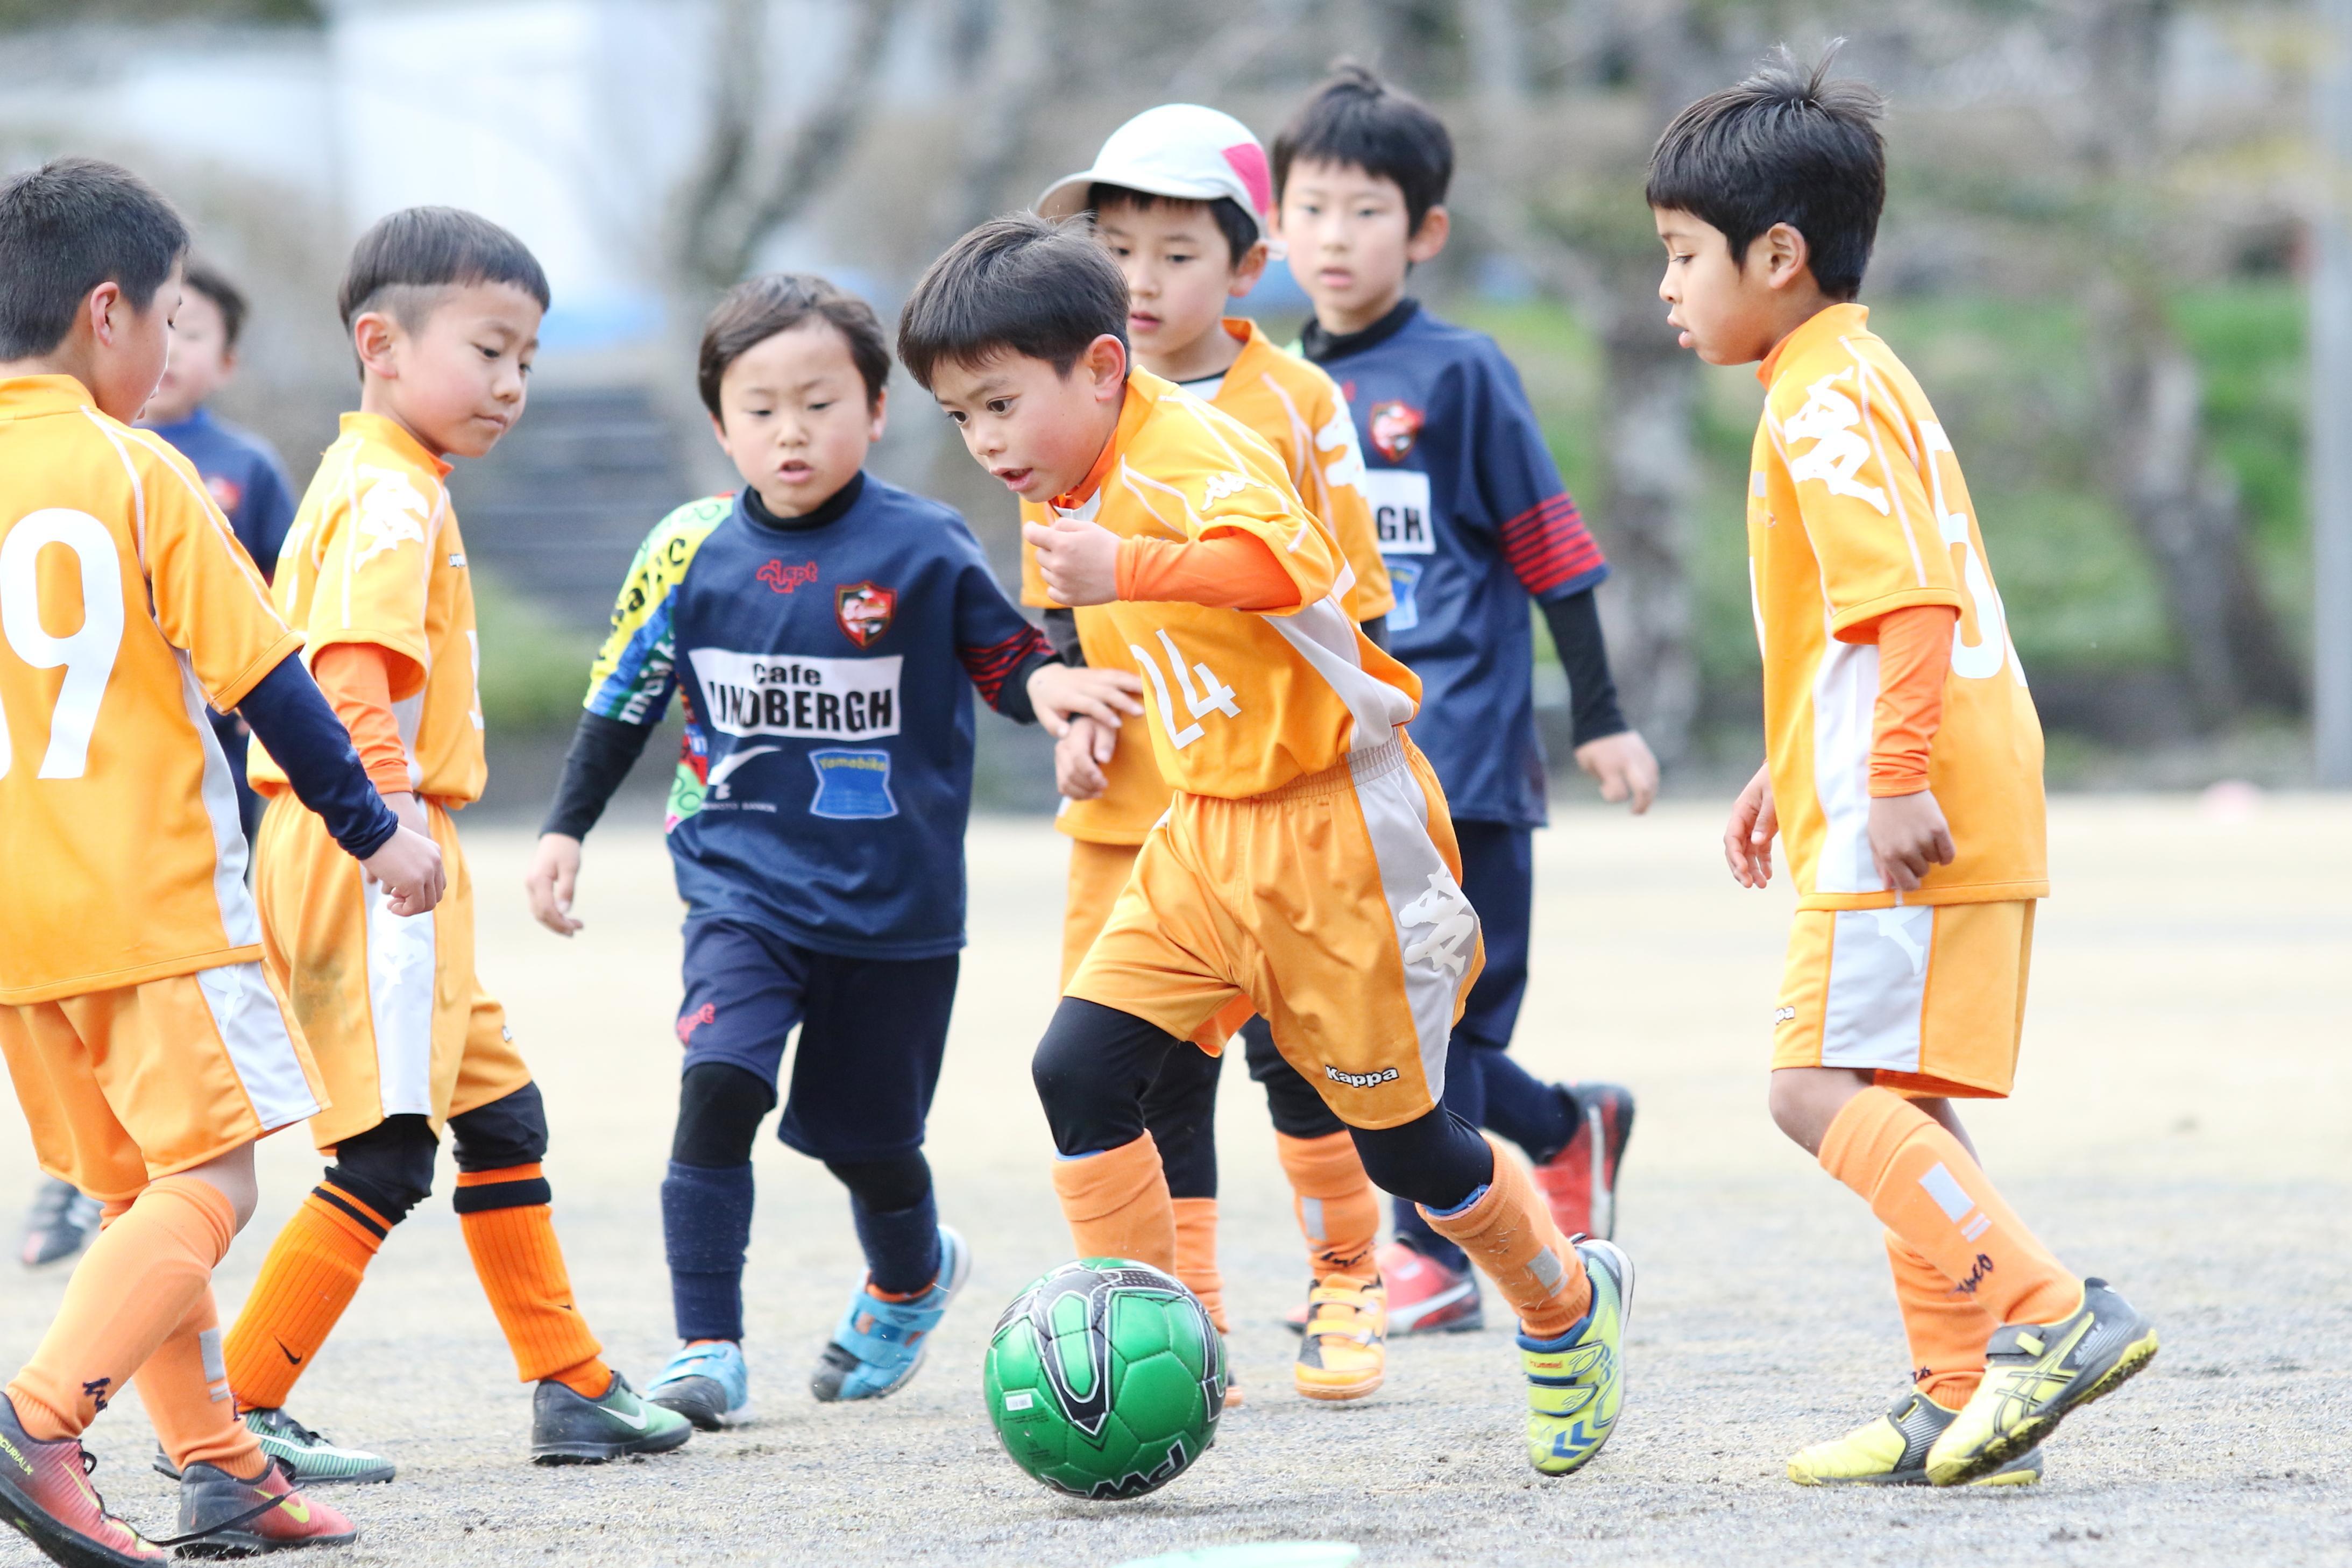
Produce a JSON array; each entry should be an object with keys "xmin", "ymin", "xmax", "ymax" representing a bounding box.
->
[
  {"xmin": 1025, "ymin": 325, "xmax": 1395, "ymax": 845},
  {"xmin": 0, "ymin": 376, "xmax": 301, "ymax": 1003},
  {"xmin": 1751, "ymin": 304, "xmax": 2046, "ymax": 910},
  {"xmin": 247, "ymin": 411, "xmax": 486, "ymax": 804}
]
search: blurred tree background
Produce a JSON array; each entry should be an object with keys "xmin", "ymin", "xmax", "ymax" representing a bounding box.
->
[{"xmin": 0, "ymin": 0, "xmax": 2327, "ymax": 801}]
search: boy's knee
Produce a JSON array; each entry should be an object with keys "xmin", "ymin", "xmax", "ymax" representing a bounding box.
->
[
  {"xmin": 448, "ymin": 1082, "xmax": 549, "ymax": 1172},
  {"xmin": 1768, "ymin": 1068, "xmax": 1868, "ymax": 1156},
  {"xmin": 672, "ymin": 1062, "xmax": 776, "ymax": 1168},
  {"xmin": 328, "ymin": 1113, "xmax": 440, "ymax": 1225},
  {"xmin": 1033, "ymin": 998, "xmax": 1166, "ymax": 1155}
]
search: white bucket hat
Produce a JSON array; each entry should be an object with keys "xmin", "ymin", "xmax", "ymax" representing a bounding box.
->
[{"xmin": 1036, "ymin": 103, "xmax": 1273, "ymax": 235}]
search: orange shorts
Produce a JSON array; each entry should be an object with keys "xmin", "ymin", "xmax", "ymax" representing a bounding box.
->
[
  {"xmin": 1062, "ymin": 837, "xmax": 1248, "ymax": 1055},
  {"xmin": 1771, "ymin": 899, "xmax": 2036, "ymax": 1098},
  {"xmin": 0, "ymin": 963, "xmax": 324, "ymax": 1204},
  {"xmin": 256, "ymin": 792, "xmax": 530, "ymax": 1151},
  {"xmin": 1066, "ymin": 734, "xmax": 1483, "ymax": 1130}
]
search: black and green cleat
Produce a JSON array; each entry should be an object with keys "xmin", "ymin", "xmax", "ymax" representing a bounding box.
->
[
  {"xmin": 530, "ymin": 1372, "xmax": 693, "ymax": 1465},
  {"xmin": 153, "ymin": 1407, "xmax": 395, "ymax": 1487}
]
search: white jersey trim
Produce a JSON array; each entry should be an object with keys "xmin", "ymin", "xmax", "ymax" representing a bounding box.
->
[
  {"xmin": 365, "ymin": 882, "xmax": 438, "ymax": 1118},
  {"xmin": 195, "ymin": 960, "xmax": 319, "ymax": 1130}
]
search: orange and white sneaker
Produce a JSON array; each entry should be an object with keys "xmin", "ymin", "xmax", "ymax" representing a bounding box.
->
[
  {"xmin": 1531, "ymin": 1083, "xmax": 1635, "ymax": 1241},
  {"xmin": 1373, "ymin": 1240, "xmax": 1484, "ymax": 1334},
  {"xmin": 0, "ymin": 1393, "xmax": 167, "ymax": 1566},
  {"xmin": 174, "ymin": 1458, "xmax": 357, "ymax": 1557},
  {"xmin": 1292, "ymin": 1274, "xmax": 1387, "ymax": 1401}
]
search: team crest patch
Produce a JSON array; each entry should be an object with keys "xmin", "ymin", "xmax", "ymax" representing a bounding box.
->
[
  {"xmin": 1368, "ymin": 400, "xmax": 1423, "ymax": 462},
  {"xmin": 836, "ymin": 582, "xmax": 895, "ymax": 648},
  {"xmin": 205, "ymin": 473, "xmax": 244, "ymax": 514}
]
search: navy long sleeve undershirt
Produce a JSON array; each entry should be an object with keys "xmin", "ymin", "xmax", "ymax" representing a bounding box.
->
[{"xmin": 235, "ymin": 656, "xmax": 400, "ymax": 859}]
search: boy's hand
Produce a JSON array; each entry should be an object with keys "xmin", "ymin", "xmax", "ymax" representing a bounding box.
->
[
  {"xmin": 1055, "ymin": 716, "xmax": 1115, "ymax": 800},
  {"xmin": 1023, "ymin": 514, "xmax": 1123, "ymax": 606},
  {"xmin": 360, "ymin": 825, "xmax": 445, "ymax": 917},
  {"xmin": 525, "ymin": 833, "xmax": 586, "ymax": 936},
  {"xmin": 1867, "ymin": 790, "xmax": 1956, "ymax": 892},
  {"xmin": 1724, "ymin": 763, "xmax": 1779, "ymax": 889},
  {"xmin": 1026, "ymin": 661, "xmax": 1143, "ymax": 739},
  {"xmin": 1574, "ymin": 729, "xmax": 1660, "ymax": 814}
]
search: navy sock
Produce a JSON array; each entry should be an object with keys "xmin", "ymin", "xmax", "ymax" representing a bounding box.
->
[
  {"xmin": 1478, "ymin": 1049, "xmax": 1577, "ymax": 1165},
  {"xmin": 850, "ymin": 1190, "xmax": 941, "ymax": 1297},
  {"xmin": 663, "ymin": 1160, "xmax": 755, "ymax": 1342}
]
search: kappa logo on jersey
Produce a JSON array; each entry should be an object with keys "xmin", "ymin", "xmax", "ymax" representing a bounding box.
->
[
  {"xmin": 757, "ymin": 558, "xmax": 819, "ymax": 594},
  {"xmin": 1783, "ymin": 371, "xmax": 1889, "ymax": 515},
  {"xmin": 1368, "ymin": 400, "xmax": 1423, "ymax": 462},
  {"xmin": 1399, "ymin": 869, "xmax": 1476, "ymax": 978},
  {"xmin": 836, "ymin": 582, "xmax": 895, "ymax": 648},
  {"xmin": 1200, "ymin": 471, "xmax": 1256, "ymax": 505},
  {"xmin": 351, "ymin": 466, "xmax": 431, "ymax": 566},
  {"xmin": 688, "ymin": 648, "xmax": 902, "ymax": 740}
]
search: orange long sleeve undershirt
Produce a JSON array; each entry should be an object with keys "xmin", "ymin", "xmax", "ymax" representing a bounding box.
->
[
  {"xmin": 1115, "ymin": 530, "xmax": 1302, "ymax": 612},
  {"xmin": 309, "ymin": 642, "xmax": 412, "ymax": 796},
  {"xmin": 1867, "ymin": 604, "xmax": 1959, "ymax": 798}
]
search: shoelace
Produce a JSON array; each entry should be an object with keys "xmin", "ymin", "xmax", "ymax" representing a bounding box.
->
[{"xmin": 148, "ymin": 1457, "xmax": 312, "ymax": 1550}]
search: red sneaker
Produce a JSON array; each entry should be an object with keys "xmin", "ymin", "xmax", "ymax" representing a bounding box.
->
[
  {"xmin": 0, "ymin": 1394, "xmax": 167, "ymax": 1566},
  {"xmin": 1371, "ymin": 1240, "xmax": 1483, "ymax": 1333},
  {"xmin": 174, "ymin": 1459, "xmax": 357, "ymax": 1557},
  {"xmin": 1531, "ymin": 1082, "xmax": 1635, "ymax": 1241}
]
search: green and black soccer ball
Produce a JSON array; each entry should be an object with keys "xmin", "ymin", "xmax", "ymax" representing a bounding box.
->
[{"xmin": 983, "ymin": 1259, "xmax": 1225, "ymax": 1500}]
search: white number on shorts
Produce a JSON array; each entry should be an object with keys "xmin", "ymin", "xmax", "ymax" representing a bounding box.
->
[
  {"xmin": 0, "ymin": 510, "xmax": 127, "ymax": 779},
  {"xmin": 1128, "ymin": 628, "xmax": 1239, "ymax": 750}
]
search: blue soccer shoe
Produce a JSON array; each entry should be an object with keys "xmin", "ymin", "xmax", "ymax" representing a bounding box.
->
[
  {"xmin": 646, "ymin": 1339, "xmax": 753, "ymax": 1430},
  {"xmin": 810, "ymin": 1225, "xmax": 970, "ymax": 1402}
]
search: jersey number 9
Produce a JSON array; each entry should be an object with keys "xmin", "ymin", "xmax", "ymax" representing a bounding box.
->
[{"xmin": 0, "ymin": 510, "xmax": 126, "ymax": 781}]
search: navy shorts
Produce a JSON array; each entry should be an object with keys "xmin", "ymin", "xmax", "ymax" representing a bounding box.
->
[
  {"xmin": 677, "ymin": 919, "xmax": 959, "ymax": 1162},
  {"xmin": 1453, "ymin": 819, "xmax": 1532, "ymax": 1051}
]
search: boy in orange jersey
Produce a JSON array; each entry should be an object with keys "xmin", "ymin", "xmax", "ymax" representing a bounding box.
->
[
  {"xmin": 0, "ymin": 157, "xmax": 445, "ymax": 1565},
  {"xmin": 899, "ymin": 214, "xmax": 1633, "ymax": 1478},
  {"xmin": 1652, "ymin": 48, "xmax": 2158, "ymax": 1488},
  {"xmin": 1026, "ymin": 103, "xmax": 1399, "ymax": 1404},
  {"xmin": 212, "ymin": 208, "xmax": 693, "ymax": 1480}
]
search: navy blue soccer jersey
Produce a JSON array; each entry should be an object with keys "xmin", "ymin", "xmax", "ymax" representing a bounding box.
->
[
  {"xmin": 583, "ymin": 474, "xmax": 1052, "ymax": 959},
  {"xmin": 141, "ymin": 406, "xmax": 296, "ymax": 575},
  {"xmin": 1303, "ymin": 300, "xmax": 1607, "ymax": 828}
]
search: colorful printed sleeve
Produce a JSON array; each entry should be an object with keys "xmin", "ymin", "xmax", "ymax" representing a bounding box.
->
[
  {"xmin": 1468, "ymin": 345, "xmax": 1608, "ymax": 602},
  {"xmin": 583, "ymin": 498, "xmax": 729, "ymax": 726}
]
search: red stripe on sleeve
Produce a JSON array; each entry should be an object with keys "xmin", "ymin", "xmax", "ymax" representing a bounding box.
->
[
  {"xmin": 1500, "ymin": 494, "xmax": 1606, "ymax": 596},
  {"xmin": 959, "ymin": 625, "xmax": 1051, "ymax": 707}
]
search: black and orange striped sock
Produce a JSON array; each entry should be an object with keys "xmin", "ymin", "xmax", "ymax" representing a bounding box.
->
[
  {"xmin": 221, "ymin": 1181, "xmax": 390, "ymax": 1411},
  {"xmin": 455, "ymin": 1165, "xmax": 609, "ymax": 1398}
]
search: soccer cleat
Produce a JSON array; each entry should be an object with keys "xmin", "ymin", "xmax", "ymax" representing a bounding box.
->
[
  {"xmin": 1925, "ymin": 1278, "xmax": 2157, "ymax": 1486},
  {"xmin": 529, "ymin": 1373, "xmax": 692, "ymax": 1465},
  {"xmin": 1788, "ymin": 1390, "xmax": 2042, "ymax": 1486},
  {"xmin": 173, "ymin": 1458, "xmax": 357, "ymax": 1556},
  {"xmin": 1370, "ymin": 1240, "xmax": 1483, "ymax": 1333},
  {"xmin": 1520, "ymin": 1238, "xmax": 1634, "ymax": 1477},
  {"xmin": 153, "ymin": 1408, "xmax": 394, "ymax": 1487},
  {"xmin": 19, "ymin": 1179, "xmax": 102, "ymax": 1270},
  {"xmin": 1292, "ymin": 1274, "xmax": 1386, "ymax": 1402},
  {"xmin": 1531, "ymin": 1083, "xmax": 1635, "ymax": 1241},
  {"xmin": 0, "ymin": 1392, "xmax": 166, "ymax": 1566},
  {"xmin": 646, "ymin": 1340, "xmax": 753, "ymax": 1431},
  {"xmin": 811, "ymin": 1225, "xmax": 970, "ymax": 1403}
]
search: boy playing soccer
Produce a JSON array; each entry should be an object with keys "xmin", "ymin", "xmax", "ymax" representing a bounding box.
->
[
  {"xmin": 0, "ymin": 157, "xmax": 445, "ymax": 1563},
  {"xmin": 1277, "ymin": 65, "xmax": 1652, "ymax": 1332},
  {"xmin": 213, "ymin": 207, "xmax": 695, "ymax": 1478},
  {"xmin": 523, "ymin": 274, "xmax": 1138, "ymax": 1428},
  {"xmin": 1029, "ymin": 102, "xmax": 1401, "ymax": 1402},
  {"xmin": 1650, "ymin": 49, "xmax": 2158, "ymax": 1487},
  {"xmin": 901, "ymin": 214, "xmax": 1635, "ymax": 1477}
]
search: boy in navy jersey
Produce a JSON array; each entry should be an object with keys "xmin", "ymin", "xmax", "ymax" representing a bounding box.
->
[
  {"xmin": 1278, "ymin": 66, "xmax": 1657, "ymax": 1331},
  {"xmin": 525, "ymin": 275, "xmax": 1139, "ymax": 1427}
]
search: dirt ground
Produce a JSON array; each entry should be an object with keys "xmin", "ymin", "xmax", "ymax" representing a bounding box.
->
[{"xmin": 3, "ymin": 795, "xmax": 2346, "ymax": 1567}]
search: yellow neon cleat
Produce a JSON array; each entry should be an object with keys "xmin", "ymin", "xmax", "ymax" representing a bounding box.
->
[
  {"xmin": 1925, "ymin": 1278, "xmax": 2158, "ymax": 1486},
  {"xmin": 1521, "ymin": 1239, "xmax": 1632, "ymax": 1476},
  {"xmin": 1789, "ymin": 1390, "xmax": 2042, "ymax": 1486}
]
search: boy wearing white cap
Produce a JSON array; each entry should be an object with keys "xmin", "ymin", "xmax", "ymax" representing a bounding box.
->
[{"xmin": 1026, "ymin": 104, "xmax": 1405, "ymax": 1405}]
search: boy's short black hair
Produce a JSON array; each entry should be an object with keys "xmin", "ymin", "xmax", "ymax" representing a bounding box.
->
[
  {"xmin": 1271, "ymin": 62, "xmax": 1453, "ymax": 235},
  {"xmin": 1085, "ymin": 183, "xmax": 1260, "ymax": 269},
  {"xmin": 0, "ymin": 157, "xmax": 188, "ymax": 359},
  {"xmin": 337, "ymin": 206, "xmax": 550, "ymax": 333},
  {"xmin": 897, "ymin": 214, "xmax": 1128, "ymax": 392},
  {"xmin": 182, "ymin": 261, "xmax": 249, "ymax": 350},
  {"xmin": 1645, "ymin": 44, "xmax": 1887, "ymax": 302},
  {"xmin": 698, "ymin": 273, "xmax": 892, "ymax": 417}
]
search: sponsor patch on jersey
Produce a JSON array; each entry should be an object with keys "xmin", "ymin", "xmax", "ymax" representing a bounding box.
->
[
  {"xmin": 837, "ymin": 581, "xmax": 895, "ymax": 648},
  {"xmin": 688, "ymin": 649, "xmax": 902, "ymax": 740},
  {"xmin": 1386, "ymin": 558, "xmax": 1424, "ymax": 634},
  {"xmin": 1368, "ymin": 399, "xmax": 1423, "ymax": 462},
  {"xmin": 757, "ymin": 558, "xmax": 819, "ymax": 594},
  {"xmin": 807, "ymin": 747, "xmax": 897, "ymax": 820},
  {"xmin": 1362, "ymin": 468, "xmax": 1434, "ymax": 556}
]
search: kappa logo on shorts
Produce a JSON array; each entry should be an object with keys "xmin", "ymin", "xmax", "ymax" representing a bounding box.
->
[
  {"xmin": 1399, "ymin": 870, "xmax": 1475, "ymax": 978},
  {"xmin": 1325, "ymin": 1065, "xmax": 1400, "ymax": 1089},
  {"xmin": 1772, "ymin": 1005, "xmax": 1798, "ymax": 1026},
  {"xmin": 677, "ymin": 1003, "xmax": 715, "ymax": 1045}
]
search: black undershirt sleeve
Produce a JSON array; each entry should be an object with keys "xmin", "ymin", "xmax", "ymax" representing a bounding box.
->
[
  {"xmin": 1539, "ymin": 588, "xmax": 1630, "ymax": 748},
  {"xmin": 1359, "ymin": 613, "xmax": 1390, "ymax": 652},
  {"xmin": 541, "ymin": 710, "xmax": 660, "ymax": 840},
  {"xmin": 1042, "ymin": 607, "xmax": 1084, "ymax": 666},
  {"xmin": 234, "ymin": 656, "xmax": 400, "ymax": 860},
  {"xmin": 993, "ymin": 650, "xmax": 1053, "ymax": 725}
]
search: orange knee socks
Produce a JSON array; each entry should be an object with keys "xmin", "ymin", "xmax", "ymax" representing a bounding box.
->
[
  {"xmin": 1885, "ymin": 1229, "xmax": 1994, "ymax": 1408},
  {"xmin": 223, "ymin": 1181, "xmax": 389, "ymax": 1411},
  {"xmin": 8, "ymin": 1176, "xmax": 237, "ymax": 1441},
  {"xmin": 1049, "ymin": 1134, "xmax": 1176, "ymax": 1275},
  {"xmin": 1170, "ymin": 1198, "xmax": 1227, "ymax": 1333},
  {"xmin": 1419, "ymin": 1137, "xmax": 1591, "ymax": 1339},
  {"xmin": 1820, "ymin": 1088, "xmax": 2080, "ymax": 1328},
  {"xmin": 1272, "ymin": 1130, "xmax": 1379, "ymax": 1281},
  {"xmin": 455, "ymin": 1166, "xmax": 608, "ymax": 1396},
  {"xmin": 137, "ymin": 1286, "xmax": 265, "ymax": 1478}
]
